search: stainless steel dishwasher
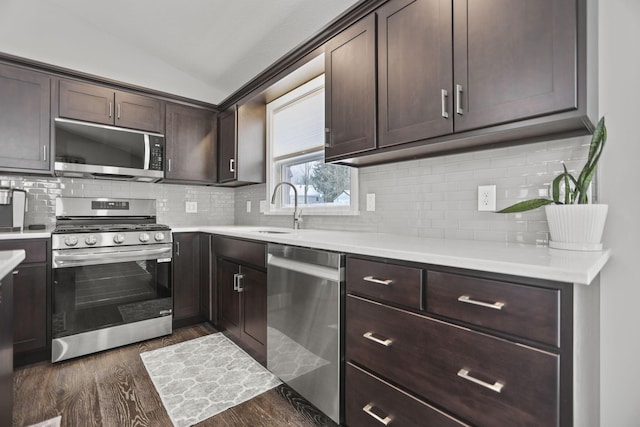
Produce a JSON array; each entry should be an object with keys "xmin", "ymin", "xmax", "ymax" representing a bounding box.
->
[{"xmin": 267, "ymin": 244, "xmax": 344, "ymax": 424}]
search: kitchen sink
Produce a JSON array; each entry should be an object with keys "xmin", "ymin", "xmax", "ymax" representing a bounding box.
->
[{"xmin": 257, "ymin": 230, "xmax": 291, "ymax": 234}]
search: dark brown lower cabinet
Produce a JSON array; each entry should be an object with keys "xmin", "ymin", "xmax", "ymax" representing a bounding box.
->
[
  {"xmin": 0, "ymin": 239, "xmax": 50, "ymax": 366},
  {"xmin": 0, "ymin": 272, "xmax": 14, "ymax": 427},
  {"xmin": 345, "ymin": 254, "xmax": 591, "ymax": 427},
  {"xmin": 173, "ymin": 233, "xmax": 210, "ymax": 327},
  {"xmin": 215, "ymin": 236, "xmax": 267, "ymax": 365}
]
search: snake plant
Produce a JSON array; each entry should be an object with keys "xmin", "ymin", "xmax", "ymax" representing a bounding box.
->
[{"xmin": 498, "ymin": 116, "xmax": 607, "ymax": 213}]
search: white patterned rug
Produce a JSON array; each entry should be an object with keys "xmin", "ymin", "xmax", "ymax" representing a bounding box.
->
[{"xmin": 140, "ymin": 333, "xmax": 281, "ymax": 427}]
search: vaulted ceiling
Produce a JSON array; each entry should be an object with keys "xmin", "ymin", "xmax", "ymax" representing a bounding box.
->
[{"xmin": 0, "ymin": 0, "xmax": 361, "ymax": 104}]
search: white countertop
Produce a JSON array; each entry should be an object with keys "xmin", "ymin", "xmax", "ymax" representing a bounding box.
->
[
  {"xmin": 0, "ymin": 250, "xmax": 26, "ymax": 279},
  {"xmin": 172, "ymin": 225, "xmax": 610, "ymax": 285},
  {"xmin": 0, "ymin": 228, "xmax": 53, "ymax": 240}
]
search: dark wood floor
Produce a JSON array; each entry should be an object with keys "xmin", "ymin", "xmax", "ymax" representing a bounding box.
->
[{"xmin": 13, "ymin": 323, "xmax": 338, "ymax": 427}]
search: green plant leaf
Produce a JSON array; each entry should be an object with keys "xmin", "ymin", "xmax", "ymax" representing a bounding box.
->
[
  {"xmin": 576, "ymin": 117, "xmax": 606, "ymax": 203},
  {"xmin": 497, "ymin": 198, "xmax": 555, "ymax": 213}
]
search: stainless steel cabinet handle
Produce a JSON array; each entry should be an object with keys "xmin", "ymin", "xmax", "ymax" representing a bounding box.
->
[
  {"xmin": 233, "ymin": 273, "xmax": 238, "ymax": 291},
  {"xmin": 456, "ymin": 84, "xmax": 464, "ymax": 115},
  {"xmin": 362, "ymin": 403, "xmax": 392, "ymax": 425},
  {"xmin": 12, "ymin": 270, "xmax": 19, "ymax": 275},
  {"xmin": 175, "ymin": 241, "xmax": 180, "ymax": 256},
  {"xmin": 457, "ymin": 368, "xmax": 504, "ymax": 393},
  {"xmin": 43, "ymin": 145, "xmax": 47, "ymax": 161},
  {"xmin": 229, "ymin": 158, "xmax": 235, "ymax": 173},
  {"xmin": 458, "ymin": 295, "xmax": 505, "ymax": 310},
  {"xmin": 236, "ymin": 273, "xmax": 245, "ymax": 292},
  {"xmin": 167, "ymin": 159, "xmax": 171, "ymax": 172},
  {"xmin": 363, "ymin": 276, "xmax": 393, "ymax": 286},
  {"xmin": 363, "ymin": 331, "xmax": 393, "ymax": 347},
  {"xmin": 108, "ymin": 101, "xmax": 113, "ymax": 118},
  {"xmin": 117, "ymin": 103, "xmax": 121, "ymax": 119},
  {"xmin": 441, "ymin": 89, "xmax": 449, "ymax": 118},
  {"xmin": 325, "ymin": 127, "xmax": 331, "ymax": 147}
]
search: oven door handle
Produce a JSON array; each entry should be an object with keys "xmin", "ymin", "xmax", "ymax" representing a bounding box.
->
[{"xmin": 53, "ymin": 247, "xmax": 172, "ymax": 268}]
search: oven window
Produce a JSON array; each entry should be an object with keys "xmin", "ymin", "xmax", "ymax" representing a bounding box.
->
[{"xmin": 52, "ymin": 259, "xmax": 171, "ymax": 338}]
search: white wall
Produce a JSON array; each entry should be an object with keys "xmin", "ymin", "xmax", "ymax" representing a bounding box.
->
[{"xmin": 598, "ymin": 0, "xmax": 640, "ymax": 425}]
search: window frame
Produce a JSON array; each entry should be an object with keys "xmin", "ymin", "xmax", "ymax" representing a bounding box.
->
[{"xmin": 265, "ymin": 74, "xmax": 359, "ymax": 216}]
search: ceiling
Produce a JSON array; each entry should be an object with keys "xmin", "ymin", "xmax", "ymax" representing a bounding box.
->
[{"xmin": 0, "ymin": 0, "xmax": 361, "ymax": 105}]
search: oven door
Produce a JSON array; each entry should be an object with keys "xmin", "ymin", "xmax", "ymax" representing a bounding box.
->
[{"xmin": 52, "ymin": 244, "xmax": 172, "ymax": 342}]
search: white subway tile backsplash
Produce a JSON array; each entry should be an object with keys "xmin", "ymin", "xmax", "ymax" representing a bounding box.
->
[{"xmin": 235, "ymin": 135, "xmax": 591, "ymax": 245}]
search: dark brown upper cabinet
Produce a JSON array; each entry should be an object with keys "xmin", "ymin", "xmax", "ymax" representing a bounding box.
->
[
  {"xmin": 217, "ymin": 102, "xmax": 265, "ymax": 187},
  {"xmin": 452, "ymin": 0, "xmax": 578, "ymax": 132},
  {"xmin": 59, "ymin": 79, "xmax": 163, "ymax": 133},
  {"xmin": 0, "ymin": 63, "xmax": 51, "ymax": 173},
  {"xmin": 164, "ymin": 103, "xmax": 217, "ymax": 184},
  {"xmin": 325, "ymin": 14, "xmax": 377, "ymax": 160},
  {"xmin": 378, "ymin": 0, "xmax": 453, "ymax": 148},
  {"xmin": 326, "ymin": 0, "xmax": 593, "ymax": 166},
  {"xmin": 218, "ymin": 108, "xmax": 237, "ymax": 183}
]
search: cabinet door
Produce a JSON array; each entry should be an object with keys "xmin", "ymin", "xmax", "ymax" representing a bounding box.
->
[
  {"xmin": 173, "ymin": 233, "xmax": 201, "ymax": 321},
  {"xmin": 378, "ymin": 0, "xmax": 453, "ymax": 147},
  {"xmin": 453, "ymin": 0, "xmax": 577, "ymax": 132},
  {"xmin": 199, "ymin": 234, "xmax": 213, "ymax": 323},
  {"xmin": 325, "ymin": 14, "xmax": 377, "ymax": 160},
  {"xmin": 218, "ymin": 108, "xmax": 237, "ymax": 182},
  {"xmin": 0, "ymin": 64, "xmax": 51, "ymax": 172},
  {"xmin": 12, "ymin": 265, "xmax": 47, "ymax": 354},
  {"xmin": 59, "ymin": 79, "xmax": 114, "ymax": 125},
  {"xmin": 115, "ymin": 91, "xmax": 162, "ymax": 133},
  {"xmin": 0, "ymin": 275, "xmax": 13, "ymax": 427},
  {"xmin": 217, "ymin": 258, "xmax": 241, "ymax": 337},
  {"xmin": 165, "ymin": 103, "xmax": 217, "ymax": 183},
  {"xmin": 239, "ymin": 265, "xmax": 267, "ymax": 364}
]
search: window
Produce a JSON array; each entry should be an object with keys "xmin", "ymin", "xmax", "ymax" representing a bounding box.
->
[{"xmin": 266, "ymin": 74, "xmax": 358, "ymax": 215}]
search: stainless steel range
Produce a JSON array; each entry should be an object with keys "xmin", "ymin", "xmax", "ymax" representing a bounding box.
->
[{"xmin": 51, "ymin": 197, "xmax": 173, "ymax": 362}]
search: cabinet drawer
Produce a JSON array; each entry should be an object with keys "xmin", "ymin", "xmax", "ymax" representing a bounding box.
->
[
  {"xmin": 426, "ymin": 271, "xmax": 559, "ymax": 346},
  {"xmin": 214, "ymin": 236, "xmax": 266, "ymax": 269},
  {"xmin": 0, "ymin": 240, "xmax": 47, "ymax": 264},
  {"xmin": 346, "ymin": 363, "xmax": 467, "ymax": 427},
  {"xmin": 347, "ymin": 257, "xmax": 422, "ymax": 309},
  {"xmin": 347, "ymin": 296, "xmax": 559, "ymax": 427}
]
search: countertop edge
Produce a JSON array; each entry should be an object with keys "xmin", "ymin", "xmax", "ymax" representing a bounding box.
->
[
  {"xmin": 172, "ymin": 226, "xmax": 611, "ymax": 285},
  {"xmin": 0, "ymin": 250, "xmax": 26, "ymax": 279}
]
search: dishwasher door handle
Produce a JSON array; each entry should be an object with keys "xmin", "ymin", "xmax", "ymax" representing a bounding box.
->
[{"xmin": 267, "ymin": 255, "xmax": 341, "ymax": 282}]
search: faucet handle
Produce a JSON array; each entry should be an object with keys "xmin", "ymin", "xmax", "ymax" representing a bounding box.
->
[{"xmin": 294, "ymin": 209, "xmax": 303, "ymax": 228}]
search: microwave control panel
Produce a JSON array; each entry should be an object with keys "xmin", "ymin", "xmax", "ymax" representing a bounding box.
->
[{"xmin": 150, "ymin": 139, "xmax": 164, "ymax": 171}]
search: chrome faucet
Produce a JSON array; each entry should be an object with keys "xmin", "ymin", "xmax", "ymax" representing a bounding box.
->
[{"xmin": 271, "ymin": 182, "xmax": 302, "ymax": 229}]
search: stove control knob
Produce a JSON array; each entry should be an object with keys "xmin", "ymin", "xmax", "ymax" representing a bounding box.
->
[
  {"xmin": 85, "ymin": 235, "xmax": 97, "ymax": 246},
  {"xmin": 113, "ymin": 234, "xmax": 126, "ymax": 244},
  {"xmin": 64, "ymin": 236, "xmax": 78, "ymax": 247},
  {"xmin": 139, "ymin": 233, "xmax": 150, "ymax": 243},
  {"xmin": 154, "ymin": 232, "xmax": 165, "ymax": 242}
]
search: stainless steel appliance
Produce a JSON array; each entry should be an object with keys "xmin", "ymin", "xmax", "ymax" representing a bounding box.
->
[
  {"xmin": 51, "ymin": 197, "xmax": 172, "ymax": 362},
  {"xmin": 0, "ymin": 188, "xmax": 26, "ymax": 232},
  {"xmin": 54, "ymin": 118, "xmax": 164, "ymax": 182},
  {"xmin": 267, "ymin": 244, "xmax": 344, "ymax": 424}
]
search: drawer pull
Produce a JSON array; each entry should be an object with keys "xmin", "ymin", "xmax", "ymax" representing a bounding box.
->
[
  {"xmin": 457, "ymin": 368, "xmax": 504, "ymax": 393},
  {"xmin": 363, "ymin": 276, "xmax": 394, "ymax": 286},
  {"xmin": 362, "ymin": 403, "xmax": 392, "ymax": 425},
  {"xmin": 458, "ymin": 295, "xmax": 505, "ymax": 310},
  {"xmin": 363, "ymin": 332, "xmax": 393, "ymax": 347}
]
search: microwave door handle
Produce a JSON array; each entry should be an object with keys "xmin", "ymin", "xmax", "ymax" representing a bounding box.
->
[{"xmin": 144, "ymin": 134, "xmax": 151, "ymax": 169}]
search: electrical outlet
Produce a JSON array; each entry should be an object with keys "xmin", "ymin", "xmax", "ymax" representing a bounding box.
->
[
  {"xmin": 259, "ymin": 200, "xmax": 266, "ymax": 213},
  {"xmin": 366, "ymin": 193, "xmax": 376, "ymax": 211},
  {"xmin": 185, "ymin": 201, "xmax": 198, "ymax": 213},
  {"xmin": 246, "ymin": 201, "xmax": 252, "ymax": 213},
  {"xmin": 478, "ymin": 185, "xmax": 496, "ymax": 211}
]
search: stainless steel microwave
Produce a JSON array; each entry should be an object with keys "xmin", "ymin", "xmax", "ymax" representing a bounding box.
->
[{"xmin": 54, "ymin": 118, "xmax": 164, "ymax": 182}]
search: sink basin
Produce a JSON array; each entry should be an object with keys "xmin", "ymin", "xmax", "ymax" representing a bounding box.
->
[{"xmin": 257, "ymin": 230, "xmax": 291, "ymax": 234}]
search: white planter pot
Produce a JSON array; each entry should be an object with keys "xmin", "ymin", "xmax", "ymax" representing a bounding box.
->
[{"xmin": 545, "ymin": 204, "xmax": 608, "ymax": 251}]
